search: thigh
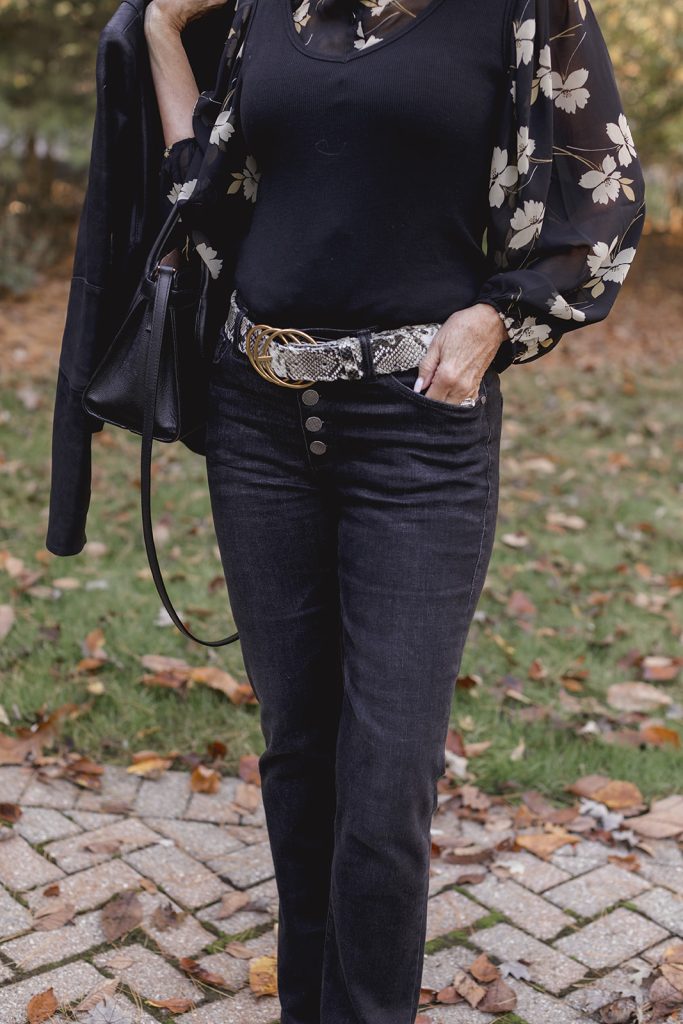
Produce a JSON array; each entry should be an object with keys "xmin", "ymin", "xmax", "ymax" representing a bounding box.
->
[
  {"xmin": 205, "ymin": 340, "xmax": 343, "ymax": 737},
  {"xmin": 334, "ymin": 366, "xmax": 503, "ymax": 776}
]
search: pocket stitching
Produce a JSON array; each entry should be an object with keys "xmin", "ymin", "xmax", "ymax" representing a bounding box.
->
[{"xmin": 382, "ymin": 370, "xmax": 486, "ymax": 417}]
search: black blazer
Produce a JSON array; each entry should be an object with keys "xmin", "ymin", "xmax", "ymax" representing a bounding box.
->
[{"xmin": 45, "ymin": 0, "xmax": 236, "ymax": 556}]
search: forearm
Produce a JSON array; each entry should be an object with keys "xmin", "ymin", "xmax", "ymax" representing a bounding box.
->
[{"xmin": 144, "ymin": 4, "xmax": 199, "ymax": 149}]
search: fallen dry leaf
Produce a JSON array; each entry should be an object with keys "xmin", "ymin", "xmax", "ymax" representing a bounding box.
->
[
  {"xmin": 468, "ymin": 953, "xmax": 500, "ymax": 983},
  {"xmin": 32, "ymin": 899, "xmax": 76, "ymax": 931},
  {"xmin": 0, "ymin": 604, "xmax": 15, "ymax": 641},
  {"xmin": 249, "ymin": 954, "xmax": 278, "ymax": 996},
  {"xmin": 606, "ymin": 681, "xmax": 672, "ymax": 713},
  {"xmin": 628, "ymin": 795, "xmax": 683, "ymax": 839},
  {"xmin": 478, "ymin": 977, "xmax": 517, "ymax": 1014},
  {"xmin": 146, "ymin": 996, "xmax": 197, "ymax": 1012},
  {"xmin": 514, "ymin": 829, "xmax": 581, "ymax": 860},
  {"xmin": 0, "ymin": 802, "xmax": 21, "ymax": 824},
  {"xmin": 215, "ymin": 891, "xmax": 252, "ymax": 920},
  {"xmin": 451, "ymin": 968, "xmax": 486, "ymax": 1007},
  {"xmin": 591, "ymin": 779, "xmax": 644, "ymax": 810},
  {"xmin": 26, "ymin": 987, "xmax": 58, "ymax": 1024},
  {"xmin": 190, "ymin": 764, "xmax": 221, "ymax": 793},
  {"xmin": 100, "ymin": 891, "xmax": 143, "ymax": 942},
  {"xmin": 178, "ymin": 956, "xmax": 239, "ymax": 992}
]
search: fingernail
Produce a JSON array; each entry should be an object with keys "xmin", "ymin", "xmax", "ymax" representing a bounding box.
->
[{"xmin": 413, "ymin": 376, "xmax": 424, "ymax": 393}]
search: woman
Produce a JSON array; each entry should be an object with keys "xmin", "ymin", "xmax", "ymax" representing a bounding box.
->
[{"xmin": 145, "ymin": 1, "xmax": 646, "ymax": 1021}]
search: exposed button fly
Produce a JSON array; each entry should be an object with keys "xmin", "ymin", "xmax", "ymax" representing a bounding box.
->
[
  {"xmin": 305, "ymin": 416, "xmax": 323, "ymax": 432},
  {"xmin": 302, "ymin": 389, "xmax": 320, "ymax": 406},
  {"xmin": 309, "ymin": 440, "xmax": 327, "ymax": 456}
]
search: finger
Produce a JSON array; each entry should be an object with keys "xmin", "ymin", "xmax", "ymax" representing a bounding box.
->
[{"xmin": 414, "ymin": 334, "xmax": 442, "ymax": 393}]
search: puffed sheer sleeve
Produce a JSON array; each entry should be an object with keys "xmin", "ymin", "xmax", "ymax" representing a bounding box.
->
[{"xmin": 476, "ymin": 0, "xmax": 647, "ymax": 364}]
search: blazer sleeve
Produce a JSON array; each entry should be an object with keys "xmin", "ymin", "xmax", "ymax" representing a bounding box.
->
[
  {"xmin": 476, "ymin": 0, "xmax": 647, "ymax": 365},
  {"xmin": 45, "ymin": 28, "xmax": 133, "ymax": 556}
]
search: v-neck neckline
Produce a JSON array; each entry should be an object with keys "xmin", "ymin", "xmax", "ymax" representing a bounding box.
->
[{"xmin": 280, "ymin": 0, "xmax": 449, "ymax": 64}]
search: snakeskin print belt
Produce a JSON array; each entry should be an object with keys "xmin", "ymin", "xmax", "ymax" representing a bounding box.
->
[{"xmin": 225, "ymin": 289, "xmax": 441, "ymax": 389}]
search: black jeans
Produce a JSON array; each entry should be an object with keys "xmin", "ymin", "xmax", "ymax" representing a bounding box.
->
[{"xmin": 205, "ymin": 311, "xmax": 503, "ymax": 1024}]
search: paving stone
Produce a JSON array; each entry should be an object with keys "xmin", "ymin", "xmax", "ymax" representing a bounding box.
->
[
  {"xmin": 14, "ymin": 807, "xmax": 82, "ymax": 845},
  {"xmin": 93, "ymin": 942, "xmax": 203, "ymax": 1003},
  {"xmin": 492, "ymin": 850, "xmax": 572, "ymax": 893},
  {"xmin": 0, "ymin": 766, "xmax": 32, "ymax": 803},
  {"xmin": 1, "ymin": 908, "xmax": 105, "ymax": 971},
  {"xmin": 566, "ymin": 958, "xmax": 651, "ymax": 1014},
  {"xmin": 19, "ymin": 775, "xmax": 80, "ymax": 810},
  {"xmin": 420, "ymin": 945, "xmax": 477, "ymax": 990},
  {"xmin": 125, "ymin": 843, "xmax": 228, "ymax": 909},
  {"xmin": 417, "ymin": 1007, "xmax": 494, "ymax": 1024},
  {"xmin": 0, "ymin": 960, "xmax": 104, "ymax": 1024},
  {"xmin": 24, "ymin": 858, "xmax": 144, "ymax": 914},
  {"xmin": 637, "ymin": 844, "xmax": 683, "ymax": 895},
  {"xmin": 175, "ymin": 988, "xmax": 281, "ymax": 1023},
  {"xmin": 184, "ymin": 777, "xmax": 241, "ymax": 824},
  {"xmin": 544, "ymin": 863, "xmax": 651, "ymax": 917},
  {"xmin": 65, "ymin": 810, "xmax": 124, "ymax": 829},
  {"xmin": 143, "ymin": 817, "xmax": 245, "ymax": 862},
  {"xmin": 197, "ymin": 899, "xmax": 274, "ymax": 937},
  {"xmin": 472, "ymin": 922, "xmax": 587, "ymax": 994},
  {"xmin": 235, "ymin": 802, "xmax": 266, "ymax": 827},
  {"xmin": 0, "ymin": 834, "xmax": 64, "ymax": 891},
  {"xmin": 554, "ymin": 906, "xmax": 669, "ymax": 969},
  {"xmin": 550, "ymin": 839, "xmax": 610, "ymax": 876},
  {"xmin": 208, "ymin": 841, "xmax": 275, "ymax": 889},
  {"xmin": 195, "ymin": 951, "xmax": 250, "ymax": 992},
  {"xmin": 641, "ymin": 935, "xmax": 683, "ymax": 965},
  {"xmin": 463, "ymin": 873, "xmax": 572, "ymax": 939},
  {"xmin": 505, "ymin": 978, "xmax": 586, "ymax": 1024},
  {"xmin": 427, "ymin": 861, "xmax": 484, "ymax": 897},
  {"xmin": 74, "ymin": 764, "xmax": 141, "ymax": 812},
  {"xmin": 0, "ymin": 886, "xmax": 32, "ymax": 939},
  {"xmin": 53, "ymin": 992, "xmax": 158, "ymax": 1024},
  {"xmin": 134, "ymin": 770, "xmax": 192, "ymax": 819},
  {"xmin": 631, "ymin": 887, "xmax": 683, "ymax": 936},
  {"xmin": 137, "ymin": 889, "xmax": 215, "ymax": 958},
  {"xmin": 224, "ymin": 823, "xmax": 269, "ymax": 845},
  {"xmin": 44, "ymin": 817, "xmax": 159, "ymax": 873},
  {"xmin": 425, "ymin": 889, "xmax": 486, "ymax": 941}
]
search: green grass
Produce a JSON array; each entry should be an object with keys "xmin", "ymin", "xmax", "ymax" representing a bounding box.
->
[{"xmin": 1, "ymin": 343, "xmax": 681, "ymax": 799}]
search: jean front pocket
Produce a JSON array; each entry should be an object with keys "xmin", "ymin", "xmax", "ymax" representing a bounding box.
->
[{"xmin": 381, "ymin": 365, "xmax": 488, "ymax": 418}]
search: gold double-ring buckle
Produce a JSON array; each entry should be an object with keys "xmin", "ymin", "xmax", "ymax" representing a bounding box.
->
[{"xmin": 244, "ymin": 323, "xmax": 319, "ymax": 389}]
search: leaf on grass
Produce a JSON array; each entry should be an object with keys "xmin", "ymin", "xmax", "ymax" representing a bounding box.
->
[
  {"xmin": 249, "ymin": 954, "xmax": 278, "ymax": 996},
  {"xmin": 642, "ymin": 655, "xmax": 680, "ymax": 682},
  {"xmin": 0, "ymin": 802, "xmax": 21, "ymax": 824},
  {"xmin": 146, "ymin": 996, "xmax": 197, "ymax": 1012},
  {"xmin": 478, "ymin": 977, "xmax": 517, "ymax": 1014},
  {"xmin": 26, "ymin": 987, "xmax": 58, "ymax": 1024},
  {"xmin": 32, "ymin": 899, "xmax": 76, "ymax": 931},
  {"xmin": 190, "ymin": 764, "xmax": 221, "ymax": 793},
  {"xmin": 126, "ymin": 754, "xmax": 174, "ymax": 777},
  {"xmin": 628, "ymin": 795, "xmax": 683, "ymax": 839},
  {"xmin": 0, "ymin": 604, "xmax": 15, "ymax": 641},
  {"xmin": 101, "ymin": 891, "xmax": 143, "ymax": 941},
  {"xmin": 606, "ymin": 681, "xmax": 672, "ymax": 713},
  {"xmin": 190, "ymin": 666, "xmax": 254, "ymax": 705},
  {"xmin": 640, "ymin": 723, "xmax": 681, "ymax": 748}
]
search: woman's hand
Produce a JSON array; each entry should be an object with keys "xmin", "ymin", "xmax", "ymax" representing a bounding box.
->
[
  {"xmin": 145, "ymin": 0, "xmax": 228, "ymax": 35},
  {"xmin": 415, "ymin": 303, "xmax": 509, "ymax": 404}
]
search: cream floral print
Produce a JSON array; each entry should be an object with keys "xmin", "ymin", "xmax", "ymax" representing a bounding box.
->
[{"xmin": 160, "ymin": 0, "xmax": 646, "ymax": 363}]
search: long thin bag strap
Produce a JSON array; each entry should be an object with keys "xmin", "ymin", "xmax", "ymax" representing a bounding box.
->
[{"xmin": 140, "ymin": 264, "xmax": 240, "ymax": 647}]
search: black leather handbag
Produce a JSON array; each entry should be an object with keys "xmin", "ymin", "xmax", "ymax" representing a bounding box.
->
[{"xmin": 81, "ymin": 202, "xmax": 240, "ymax": 647}]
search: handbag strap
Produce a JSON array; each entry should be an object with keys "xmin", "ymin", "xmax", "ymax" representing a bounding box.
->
[{"xmin": 140, "ymin": 263, "xmax": 240, "ymax": 647}]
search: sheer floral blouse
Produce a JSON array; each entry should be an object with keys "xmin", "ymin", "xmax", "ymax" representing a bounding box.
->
[{"xmin": 159, "ymin": 0, "xmax": 646, "ymax": 368}]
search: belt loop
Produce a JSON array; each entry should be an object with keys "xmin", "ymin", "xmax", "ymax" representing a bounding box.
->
[{"xmin": 358, "ymin": 329, "xmax": 376, "ymax": 380}]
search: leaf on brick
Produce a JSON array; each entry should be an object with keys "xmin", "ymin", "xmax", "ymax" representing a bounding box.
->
[
  {"xmin": 26, "ymin": 987, "xmax": 58, "ymax": 1024},
  {"xmin": 101, "ymin": 891, "xmax": 143, "ymax": 941}
]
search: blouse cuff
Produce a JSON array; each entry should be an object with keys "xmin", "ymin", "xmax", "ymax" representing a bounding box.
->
[{"xmin": 160, "ymin": 136, "xmax": 200, "ymax": 208}]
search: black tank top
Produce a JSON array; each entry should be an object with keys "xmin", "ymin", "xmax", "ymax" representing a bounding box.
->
[{"xmin": 233, "ymin": 0, "xmax": 510, "ymax": 330}]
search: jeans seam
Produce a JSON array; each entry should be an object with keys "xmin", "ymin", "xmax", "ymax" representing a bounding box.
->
[
  {"xmin": 463, "ymin": 376, "xmax": 494, "ymax": 624},
  {"xmin": 407, "ymin": 866, "xmax": 431, "ymax": 1024}
]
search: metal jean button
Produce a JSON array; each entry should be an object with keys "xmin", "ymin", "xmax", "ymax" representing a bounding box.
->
[
  {"xmin": 305, "ymin": 416, "xmax": 323, "ymax": 432},
  {"xmin": 309, "ymin": 440, "xmax": 327, "ymax": 455},
  {"xmin": 302, "ymin": 389, "xmax": 320, "ymax": 406}
]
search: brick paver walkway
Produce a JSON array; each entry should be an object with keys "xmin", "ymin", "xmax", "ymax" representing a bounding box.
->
[{"xmin": 1, "ymin": 764, "xmax": 681, "ymax": 1023}]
